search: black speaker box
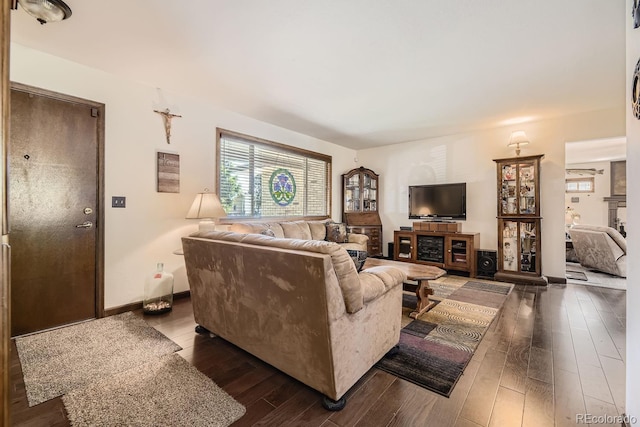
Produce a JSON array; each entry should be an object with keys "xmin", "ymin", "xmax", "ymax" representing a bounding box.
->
[
  {"xmin": 387, "ymin": 242, "xmax": 395, "ymax": 260},
  {"xmin": 476, "ymin": 250, "xmax": 497, "ymax": 279}
]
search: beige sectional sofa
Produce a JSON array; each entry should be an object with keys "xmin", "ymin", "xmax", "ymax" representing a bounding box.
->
[
  {"xmin": 229, "ymin": 219, "xmax": 369, "ymax": 252},
  {"xmin": 181, "ymin": 229, "xmax": 406, "ymax": 410}
]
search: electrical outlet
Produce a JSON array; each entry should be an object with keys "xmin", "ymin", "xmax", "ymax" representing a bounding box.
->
[{"xmin": 112, "ymin": 196, "xmax": 126, "ymax": 208}]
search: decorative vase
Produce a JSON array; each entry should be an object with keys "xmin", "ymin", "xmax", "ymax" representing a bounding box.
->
[{"xmin": 143, "ymin": 262, "xmax": 174, "ymax": 314}]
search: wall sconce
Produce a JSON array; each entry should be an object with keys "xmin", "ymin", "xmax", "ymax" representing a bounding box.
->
[
  {"xmin": 12, "ymin": 0, "xmax": 72, "ymax": 24},
  {"xmin": 507, "ymin": 131, "xmax": 530, "ymax": 156},
  {"xmin": 186, "ymin": 189, "xmax": 227, "ymax": 231}
]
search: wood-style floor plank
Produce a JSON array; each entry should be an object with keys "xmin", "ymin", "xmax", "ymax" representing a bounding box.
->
[
  {"xmin": 458, "ymin": 348, "xmax": 507, "ymax": 426},
  {"xmin": 522, "ymin": 377, "xmax": 554, "ymax": 427},
  {"xmin": 487, "ymin": 386, "xmax": 524, "ymax": 427},
  {"xmin": 328, "ymin": 370, "xmax": 395, "ymax": 426},
  {"xmin": 499, "ymin": 332, "xmax": 531, "ymax": 393},
  {"xmin": 8, "ymin": 283, "xmax": 627, "ymax": 427},
  {"xmin": 554, "ymin": 368, "xmax": 588, "ymax": 427}
]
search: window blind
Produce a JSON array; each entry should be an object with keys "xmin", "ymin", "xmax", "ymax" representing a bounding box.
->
[{"xmin": 217, "ymin": 130, "xmax": 331, "ymax": 219}]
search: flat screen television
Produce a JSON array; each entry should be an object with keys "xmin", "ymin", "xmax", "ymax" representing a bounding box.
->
[{"xmin": 408, "ymin": 183, "xmax": 467, "ymax": 220}]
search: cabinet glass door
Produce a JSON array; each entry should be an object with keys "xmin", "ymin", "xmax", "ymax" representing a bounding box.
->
[
  {"xmin": 397, "ymin": 234, "xmax": 413, "ymax": 259},
  {"xmin": 448, "ymin": 238, "xmax": 468, "ymax": 267},
  {"xmin": 500, "ymin": 163, "xmax": 518, "ymax": 215},
  {"xmin": 501, "ymin": 220, "xmax": 538, "ymax": 273},
  {"xmin": 363, "ymin": 173, "xmax": 377, "ymax": 212},
  {"xmin": 499, "ymin": 160, "xmax": 538, "ymax": 216},
  {"xmin": 344, "ymin": 174, "xmax": 360, "ymax": 212},
  {"xmin": 502, "ymin": 221, "xmax": 518, "ymax": 271},
  {"xmin": 519, "ymin": 221, "xmax": 537, "ymax": 273},
  {"xmin": 519, "ymin": 163, "xmax": 536, "ymax": 215}
]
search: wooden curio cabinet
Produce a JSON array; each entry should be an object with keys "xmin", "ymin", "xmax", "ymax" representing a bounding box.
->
[
  {"xmin": 342, "ymin": 167, "xmax": 382, "ymax": 256},
  {"xmin": 493, "ymin": 155, "xmax": 547, "ymax": 285}
]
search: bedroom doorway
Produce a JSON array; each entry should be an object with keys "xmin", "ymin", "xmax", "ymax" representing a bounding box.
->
[{"xmin": 9, "ymin": 83, "xmax": 105, "ymax": 336}]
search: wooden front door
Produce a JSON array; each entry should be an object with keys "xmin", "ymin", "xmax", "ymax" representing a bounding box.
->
[{"xmin": 9, "ymin": 84, "xmax": 104, "ymax": 337}]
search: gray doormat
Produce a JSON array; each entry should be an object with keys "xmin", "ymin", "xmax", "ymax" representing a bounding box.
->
[
  {"xmin": 15, "ymin": 311, "xmax": 181, "ymax": 406},
  {"xmin": 63, "ymin": 353, "xmax": 245, "ymax": 427}
]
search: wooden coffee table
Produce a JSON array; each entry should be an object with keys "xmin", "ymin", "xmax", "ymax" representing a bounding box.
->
[{"xmin": 363, "ymin": 258, "xmax": 446, "ymax": 319}]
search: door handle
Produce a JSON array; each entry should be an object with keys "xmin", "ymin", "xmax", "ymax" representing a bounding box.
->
[{"xmin": 75, "ymin": 221, "xmax": 93, "ymax": 229}]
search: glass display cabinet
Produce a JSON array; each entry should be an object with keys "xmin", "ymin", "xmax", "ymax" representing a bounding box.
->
[
  {"xmin": 343, "ymin": 166, "xmax": 378, "ymax": 213},
  {"xmin": 342, "ymin": 167, "xmax": 382, "ymax": 256},
  {"xmin": 494, "ymin": 155, "xmax": 547, "ymax": 285}
]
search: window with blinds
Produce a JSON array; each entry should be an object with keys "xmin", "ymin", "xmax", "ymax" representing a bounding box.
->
[{"xmin": 216, "ymin": 129, "xmax": 331, "ymax": 219}]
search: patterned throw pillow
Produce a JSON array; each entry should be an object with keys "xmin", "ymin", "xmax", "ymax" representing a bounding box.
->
[
  {"xmin": 260, "ymin": 229, "xmax": 276, "ymax": 237},
  {"xmin": 346, "ymin": 249, "xmax": 368, "ymax": 272},
  {"xmin": 325, "ymin": 222, "xmax": 348, "ymax": 243}
]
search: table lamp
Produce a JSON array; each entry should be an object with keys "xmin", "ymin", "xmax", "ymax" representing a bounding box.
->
[
  {"xmin": 186, "ymin": 189, "xmax": 226, "ymax": 231},
  {"xmin": 507, "ymin": 131, "xmax": 530, "ymax": 156}
]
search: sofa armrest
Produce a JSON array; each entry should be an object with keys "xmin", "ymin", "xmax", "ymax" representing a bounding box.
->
[
  {"xmin": 340, "ymin": 233, "xmax": 368, "ymax": 252},
  {"xmin": 347, "ymin": 233, "xmax": 369, "ymax": 245},
  {"xmin": 359, "ymin": 266, "xmax": 406, "ymax": 304}
]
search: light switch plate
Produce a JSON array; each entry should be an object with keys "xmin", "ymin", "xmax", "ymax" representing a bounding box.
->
[{"xmin": 112, "ymin": 196, "xmax": 126, "ymax": 208}]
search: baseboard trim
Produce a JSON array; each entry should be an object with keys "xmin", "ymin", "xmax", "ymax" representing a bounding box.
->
[
  {"xmin": 104, "ymin": 290, "xmax": 191, "ymax": 317},
  {"xmin": 546, "ymin": 275, "xmax": 566, "ymax": 284}
]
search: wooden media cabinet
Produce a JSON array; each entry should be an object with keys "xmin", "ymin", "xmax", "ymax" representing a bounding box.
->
[{"xmin": 393, "ymin": 224, "xmax": 480, "ymax": 277}]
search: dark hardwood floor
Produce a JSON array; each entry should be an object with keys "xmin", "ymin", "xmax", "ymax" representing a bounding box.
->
[{"xmin": 9, "ymin": 282, "xmax": 626, "ymax": 426}]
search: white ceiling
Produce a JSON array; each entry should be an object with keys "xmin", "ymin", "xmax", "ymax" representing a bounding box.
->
[
  {"xmin": 566, "ymin": 137, "xmax": 627, "ymax": 165},
  {"xmin": 10, "ymin": 0, "xmax": 626, "ymax": 150}
]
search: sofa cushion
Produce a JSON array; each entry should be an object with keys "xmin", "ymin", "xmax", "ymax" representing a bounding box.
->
[
  {"xmin": 280, "ymin": 221, "xmax": 313, "ymax": 240},
  {"xmin": 346, "ymin": 249, "xmax": 368, "ymax": 272},
  {"xmin": 307, "ymin": 220, "xmax": 329, "ymax": 240},
  {"xmin": 326, "ymin": 222, "xmax": 348, "ymax": 243}
]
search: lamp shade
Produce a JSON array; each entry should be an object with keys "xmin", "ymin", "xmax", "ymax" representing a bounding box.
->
[
  {"xmin": 507, "ymin": 131, "xmax": 530, "ymax": 155},
  {"xmin": 186, "ymin": 191, "xmax": 226, "ymax": 220},
  {"xmin": 18, "ymin": 0, "xmax": 72, "ymax": 24}
]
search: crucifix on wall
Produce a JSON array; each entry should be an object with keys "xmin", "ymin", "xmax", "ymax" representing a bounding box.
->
[{"xmin": 153, "ymin": 108, "xmax": 182, "ymax": 144}]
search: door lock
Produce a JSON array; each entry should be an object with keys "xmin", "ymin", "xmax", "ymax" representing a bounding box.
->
[
  {"xmin": 83, "ymin": 207, "xmax": 93, "ymax": 215},
  {"xmin": 75, "ymin": 221, "xmax": 93, "ymax": 229}
]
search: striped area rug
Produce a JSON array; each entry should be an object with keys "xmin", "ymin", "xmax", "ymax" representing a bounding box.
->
[{"xmin": 377, "ymin": 278, "xmax": 514, "ymax": 397}]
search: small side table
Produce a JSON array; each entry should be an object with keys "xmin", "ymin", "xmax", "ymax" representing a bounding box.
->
[{"xmin": 362, "ymin": 258, "xmax": 446, "ymax": 318}]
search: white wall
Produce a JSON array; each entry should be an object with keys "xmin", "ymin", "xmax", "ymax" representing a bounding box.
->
[
  {"xmin": 356, "ymin": 108, "xmax": 625, "ymax": 280},
  {"xmin": 9, "ymin": 43, "xmax": 356, "ymax": 310},
  {"xmin": 564, "ymin": 161, "xmax": 612, "ymax": 228},
  {"xmin": 626, "ymin": 0, "xmax": 639, "ymax": 420}
]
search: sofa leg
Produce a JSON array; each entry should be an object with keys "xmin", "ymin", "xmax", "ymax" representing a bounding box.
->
[
  {"xmin": 322, "ymin": 396, "xmax": 346, "ymax": 411},
  {"xmin": 386, "ymin": 344, "xmax": 400, "ymax": 357},
  {"xmin": 195, "ymin": 325, "xmax": 210, "ymax": 334}
]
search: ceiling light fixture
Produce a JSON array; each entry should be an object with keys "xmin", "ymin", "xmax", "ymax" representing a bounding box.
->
[
  {"xmin": 507, "ymin": 131, "xmax": 530, "ymax": 156},
  {"xmin": 15, "ymin": 0, "xmax": 72, "ymax": 24}
]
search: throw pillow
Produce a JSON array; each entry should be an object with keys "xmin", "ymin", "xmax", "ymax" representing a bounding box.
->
[
  {"xmin": 346, "ymin": 249, "xmax": 368, "ymax": 272},
  {"xmin": 325, "ymin": 222, "xmax": 348, "ymax": 243},
  {"xmin": 260, "ymin": 229, "xmax": 276, "ymax": 237}
]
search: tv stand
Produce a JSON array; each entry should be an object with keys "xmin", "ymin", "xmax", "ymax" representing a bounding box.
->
[{"xmin": 393, "ymin": 228, "xmax": 479, "ymax": 277}]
